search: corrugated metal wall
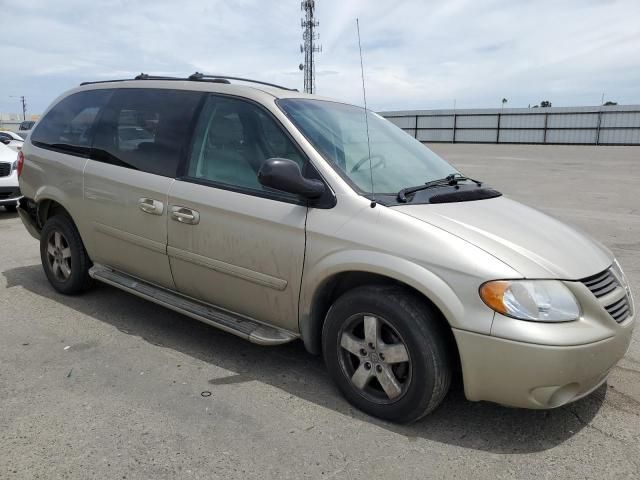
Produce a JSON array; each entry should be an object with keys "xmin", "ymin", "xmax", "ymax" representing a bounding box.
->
[
  {"xmin": 380, "ymin": 105, "xmax": 640, "ymax": 145},
  {"xmin": 0, "ymin": 113, "xmax": 22, "ymax": 132}
]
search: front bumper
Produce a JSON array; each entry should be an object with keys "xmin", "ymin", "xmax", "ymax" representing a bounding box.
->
[
  {"xmin": 0, "ymin": 186, "xmax": 21, "ymax": 205},
  {"xmin": 453, "ymin": 315, "xmax": 633, "ymax": 408}
]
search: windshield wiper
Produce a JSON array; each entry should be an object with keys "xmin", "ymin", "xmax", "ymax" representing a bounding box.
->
[{"xmin": 397, "ymin": 173, "xmax": 482, "ymax": 203}]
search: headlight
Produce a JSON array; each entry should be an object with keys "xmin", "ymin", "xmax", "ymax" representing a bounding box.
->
[
  {"xmin": 480, "ymin": 280, "xmax": 580, "ymax": 322},
  {"xmin": 612, "ymin": 259, "xmax": 634, "ymax": 315},
  {"xmin": 611, "ymin": 259, "xmax": 630, "ymax": 291}
]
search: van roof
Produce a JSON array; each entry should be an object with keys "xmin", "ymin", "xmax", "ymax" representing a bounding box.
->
[{"xmin": 76, "ymin": 72, "xmax": 325, "ymax": 102}]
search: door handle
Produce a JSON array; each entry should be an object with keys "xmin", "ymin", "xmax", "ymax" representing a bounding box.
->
[
  {"xmin": 170, "ymin": 206, "xmax": 200, "ymax": 225},
  {"xmin": 138, "ymin": 198, "xmax": 164, "ymax": 215}
]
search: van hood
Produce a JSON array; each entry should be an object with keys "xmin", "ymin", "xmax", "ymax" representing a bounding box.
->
[
  {"xmin": 392, "ymin": 196, "xmax": 612, "ymax": 279},
  {"xmin": 0, "ymin": 143, "xmax": 17, "ymax": 162}
]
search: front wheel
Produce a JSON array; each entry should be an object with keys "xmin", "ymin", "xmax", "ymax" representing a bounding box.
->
[{"xmin": 322, "ymin": 286, "xmax": 452, "ymax": 423}]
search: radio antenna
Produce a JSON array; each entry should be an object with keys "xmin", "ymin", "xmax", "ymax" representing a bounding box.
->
[{"xmin": 356, "ymin": 18, "xmax": 376, "ymax": 208}]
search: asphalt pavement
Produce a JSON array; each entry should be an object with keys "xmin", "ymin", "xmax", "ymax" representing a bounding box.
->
[{"xmin": 1, "ymin": 143, "xmax": 639, "ymax": 479}]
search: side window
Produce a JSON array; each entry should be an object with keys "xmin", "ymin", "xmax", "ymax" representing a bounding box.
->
[
  {"xmin": 187, "ymin": 95, "xmax": 305, "ymax": 193},
  {"xmin": 256, "ymin": 112, "xmax": 305, "ymax": 164},
  {"xmin": 31, "ymin": 90, "xmax": 112, "ymax": 155},
  {"xmin": 91, "ymin": 89, "xmax": 202, "ymax": 177}
]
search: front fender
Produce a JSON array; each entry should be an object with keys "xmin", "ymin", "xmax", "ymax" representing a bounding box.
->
[
  {"xmin": 303, "ymin": 249, "xmax": 465, "ymax": 325},
  {"xmin": 299, "ymin": 249, "xmax": 496, "ymax": 354}
]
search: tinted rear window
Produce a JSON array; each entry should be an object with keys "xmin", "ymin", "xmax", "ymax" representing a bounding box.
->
[
  {"xmin": 91, "ymin": 89, "xmax": 203, "ymax": 177},
  {"xmin": 31, "ymin": 90, "xmax": 112, "ymax": 155}
]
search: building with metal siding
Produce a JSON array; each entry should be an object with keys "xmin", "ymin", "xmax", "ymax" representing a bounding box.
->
[
  {"xmin": 380, "ymin": 105, "xmax": 640, "ymax": 145},
  {"xmin": 0, "ymin": 112, "xmax": 40, "ymax": 132}
]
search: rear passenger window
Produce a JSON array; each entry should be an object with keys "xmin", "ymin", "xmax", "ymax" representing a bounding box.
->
[
  {"xmin": 91, "ymin": 89, "xmax": 202, "ymax": 177},
  {"xmin": 31, "ymin": 89, "xmax": 112, "ymax": 156}
]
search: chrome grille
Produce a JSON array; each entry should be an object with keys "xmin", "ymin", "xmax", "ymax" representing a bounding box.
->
[
  {"xmin": 581, "ymin": 269, "xmax": 618, "ymax": 298},
  {"xmin": 605, "ymin": 296, "xmax": 631, "ymax": 323},
  {"xmin": 581, "ymin": 268, "xmax": 631, "ymax": 323},
  {"xmin": 0, "ymin": 162, "xmax": 10, "ymax": 177}
]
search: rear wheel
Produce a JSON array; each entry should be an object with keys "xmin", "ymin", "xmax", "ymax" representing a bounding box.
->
[
  {"xmin": 322, "ymin": 286, "xmax": 452, "ymax": 423},
  {"xmin": 40, "ymin": 214, "xmax": 93, "ymax": 294}
]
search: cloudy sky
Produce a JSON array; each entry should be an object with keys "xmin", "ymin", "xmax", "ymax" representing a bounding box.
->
[{"xmin": 1, "ymin": 0, "xmax": 639, "ymax": 115}]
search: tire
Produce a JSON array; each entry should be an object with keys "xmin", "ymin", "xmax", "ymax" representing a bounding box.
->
[
  {"xmin": 4, "ymin": 204, "xmax": 17, "ymax": 212},
  {"xmin": 40, "ymin": 214, "xmax": 93, "ymax": 295},
  {"xmin": 322, "ymin": 286, "xmax": 452, "ymax": 423}
]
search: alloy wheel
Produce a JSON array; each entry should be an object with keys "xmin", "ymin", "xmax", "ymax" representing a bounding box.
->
[
  {"xmin": 46, "ymin": 230, "xmax": 72, "ymax": 282},
  {"xmin": 338, "ymin": 314, "xmax": 412, "ymax": 404}
]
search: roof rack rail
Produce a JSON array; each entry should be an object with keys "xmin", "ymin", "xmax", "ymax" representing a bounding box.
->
[
  {"xmin": 133, "ymin": 73, "xmax": 183, "ymax": 81},
  {"xmin": 80, "ymin": 78, "xmax": 132, "ymax": 86},
  {"xmin": 188, "ymin": 72, "xmax": 298, "ymax": 91},
  {"xmin": 81, "ymin": 73, "xmax": 298, "ymax": 92}
]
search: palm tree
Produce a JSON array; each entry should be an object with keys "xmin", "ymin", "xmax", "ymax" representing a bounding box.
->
[{"xmin": 501, "ymin": 98, "xmax": 508, "ymax": 110}]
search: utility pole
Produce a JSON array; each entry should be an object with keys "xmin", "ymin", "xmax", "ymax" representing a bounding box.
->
[
  {"xmin": 10, "ymin": 95, "xmax": 27, "ymax": 120},
  {"xmin": 300, "ymin": 1, "xmax": 322, "ymax": 94},
  {"xmin": 20, "ymin": 96, "xmax": 26, "ymax": 121}
]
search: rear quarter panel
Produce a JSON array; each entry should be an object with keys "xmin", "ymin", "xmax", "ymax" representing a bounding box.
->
[{"xmin": 19, "ymin": 142, "xmax": 89, "ymax": 248}]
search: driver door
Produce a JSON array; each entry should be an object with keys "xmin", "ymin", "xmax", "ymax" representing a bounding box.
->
[{"xmin": 167, "ymin": 95, "xmax": 308, "ymax": 331}]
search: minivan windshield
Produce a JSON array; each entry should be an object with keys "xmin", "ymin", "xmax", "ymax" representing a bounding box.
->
[{"xmin": 278, "ymin": 99, "xmax": 458, "ymax": 195}]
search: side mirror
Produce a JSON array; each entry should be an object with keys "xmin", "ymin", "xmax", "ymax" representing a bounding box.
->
[{"xmin": 258, "ymin": 158, "xmax": 325, "ymax": 199}]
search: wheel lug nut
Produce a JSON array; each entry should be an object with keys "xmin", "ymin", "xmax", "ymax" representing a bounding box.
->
[
  {"xmin": 364, "ymin": 362, "xmax": 371, "ymax": 370},
  {"xmin": 376, "ymin": 365, "xmax": 383, "ymax": 373},
  {"xmin": 359, "ymin": 348, "xmax": 367, "ymax": 356},
  {"xmin": 368, "ymin": 343, "xmax": 375, "ymax": 350},
  {"xmin": 379, "ymin": 353, "xmax": 385, "ymax": 361}
]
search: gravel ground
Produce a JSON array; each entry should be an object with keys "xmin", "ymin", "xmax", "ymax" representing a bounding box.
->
[{"xmin": 1, "ymin": 143, "xmax": 638, "ymax": 479}]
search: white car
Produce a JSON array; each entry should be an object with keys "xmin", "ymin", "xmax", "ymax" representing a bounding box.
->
[
  {"xmin": 0, "ymin": 130, "xmax": 24, "ymax": 153},
  {"xmin": 0, "ymin": 142, "xmax": 21, "ymax": 212}
]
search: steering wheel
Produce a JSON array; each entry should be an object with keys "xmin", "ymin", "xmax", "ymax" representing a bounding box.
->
[{"xmin": 350, "ymin": 154, "xmax": 386, "ymax": 174}]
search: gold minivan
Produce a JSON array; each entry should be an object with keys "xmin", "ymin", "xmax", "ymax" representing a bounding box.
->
[{"xmin": 17, "ymin": 74, "xmax": 634, "ymax": 423}]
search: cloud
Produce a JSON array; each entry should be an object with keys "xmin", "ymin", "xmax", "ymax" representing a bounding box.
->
[{"xmin": 0, "ymin": 0, "xmax": 638, "ymax": 113}]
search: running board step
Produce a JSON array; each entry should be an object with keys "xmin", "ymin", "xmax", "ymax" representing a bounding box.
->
[{"xmin": 89, "ymin": 265, "xmax": 298, "ymax": 346}]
